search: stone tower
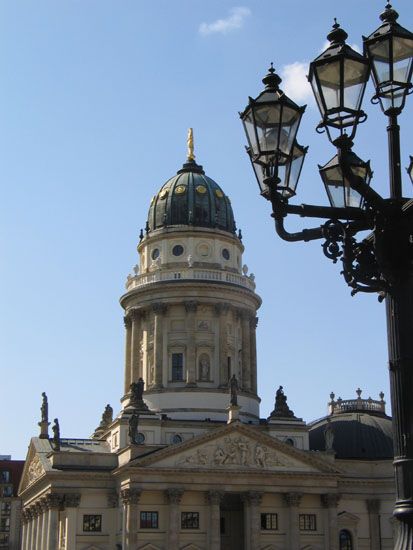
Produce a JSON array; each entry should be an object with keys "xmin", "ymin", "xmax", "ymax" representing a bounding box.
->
[{"xmin": 120, "ymin": 145, "xmax": 262, "ymax": 423}]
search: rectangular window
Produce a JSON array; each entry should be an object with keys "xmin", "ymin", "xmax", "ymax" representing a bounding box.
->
[
  {"xmin": 261, "ymin": 513, "xmax": 278, "ymax": 530},
  {"xmin": 0, "ymin": 471, "xmax": 10, "ymax": 483},
  {"xmin": 0, "ymin": 533, "xmax": 9, "ymax": 544},
  {"xmin": 299, "ymin": 514, "xmax": 317, "ymax": 531},
  {"xmin": 0, "ymin": 517, "xmax": 10, "ymax": 532},
  {"xmin": 140, "ymin": 511, "xmax": 158, "ymax": 529},
  {"xmin": 1, "ymin": 486, "xmax": 12, "ymax": 498},
  {"xmin": 172, "ymin": 353, "xmax": 184, "ymax": 381},
  {"xmin": 83, "ymin": 515, "xmax": 102, "ymax": 532},
  {"xmin": 181, "ymin": 512, "xmax": 199, "ymax": 529},
  {"xmin": 0, "ymin": 503, "xmax": 11, "ymax": 516}
]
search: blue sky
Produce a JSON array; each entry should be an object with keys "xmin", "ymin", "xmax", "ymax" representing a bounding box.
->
[{"xmin": 1, "ymin": 0, "xmax": 413, "ymax": 459}]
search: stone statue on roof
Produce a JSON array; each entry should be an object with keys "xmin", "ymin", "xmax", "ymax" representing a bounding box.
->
[{"xmin": 269, "ymin": 386, "xmax": 296, "ymax": 418}]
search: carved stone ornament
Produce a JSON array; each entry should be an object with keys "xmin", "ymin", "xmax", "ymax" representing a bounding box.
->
[
  {"xmin": 130, "ymin": 308, "xmax": 141, "ymax": 322},
  {"xmin": 120, "ymin": 488, "xmax": 141, "ymax": 505},
  {"xmin": 165, "ymin": 488, "xmax": 184, "ymax": 504},
  {"xmin": 107, "ymin": 492, "xmax": 118, "ymax": 508},
  {"xmin": 64, "ymin": 493, "xmax": 81, "ymax": 508},
  {"xmin": 283, "ymin": 492, "xmax": 303, "ymax": 507},
  {"xmin": 184, "ymin": 300, "xmax": 198, "ymax": 313},
  {"xmin": 205, "ymin": 490, "xmax": 224, "ymax": 505},
  {"xmin": 214, "ymin": 302, "xmax": 229, "ymax": 316},
  {"xmin": 176, "ymin": 436, "xmax": 289, "ymax": 469},
  {"xmin": 45, "ymin": 493, "xmax": 64, "ymax": 510},
  {"xmin": 242, "ymin": 491, "xmax": 263, "ymax": 505},
  {"xmin": 321, "ymin": 493, "xmax": 341, "ymax": 508},
  {"xmin": 28, "ymin": 455, "xmax": 44, "ymax": 485},
  {"xmin": 152, "ymin": 302, "xmax": 167, "ymax": 315}
]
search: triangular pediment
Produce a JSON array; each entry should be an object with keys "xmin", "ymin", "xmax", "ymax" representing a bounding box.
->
[
  {"xmin": 131, "ymin": 422, "xmax": 339, "ymax": 474},
  {"xmin": 19, "ymin": 437, "xmax": 54, "ymax": 495},
  {"xmin": 138, "ymin": 544, "xmax": 162, "ymax": 550}
]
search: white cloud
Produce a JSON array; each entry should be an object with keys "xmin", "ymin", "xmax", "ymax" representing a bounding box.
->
[
  {"xmin": 199, "ymin": 7, "xmax": 251, "ymax": 36},
  {"xmin": 281, "ymin": 62, "xmax": 313, "ymax": 103}
]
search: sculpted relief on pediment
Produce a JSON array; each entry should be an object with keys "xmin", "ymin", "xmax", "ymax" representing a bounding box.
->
[
  {"xmin": 27, "ymin": 455, "xmax": 45, "ymax": 484},
  {"xmin": 175, "ymin": 435, "xmax": 294, "ymax": 470}
]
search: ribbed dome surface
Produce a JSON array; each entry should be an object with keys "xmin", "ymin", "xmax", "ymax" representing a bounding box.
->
[
  {"xmin": 147, "ymin": 160, "xmax": 236, "ymax": 234},
  {"xmin": 309, "ymin": 412, "xmax": 393, "ymax": 460}
]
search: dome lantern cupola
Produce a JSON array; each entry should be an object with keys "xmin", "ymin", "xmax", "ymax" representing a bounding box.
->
[{"xmin": 146, "ymin": 129, "xmax": 236, "ymax": 234}]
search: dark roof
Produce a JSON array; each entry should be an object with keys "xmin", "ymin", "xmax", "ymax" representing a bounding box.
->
[
  {"xmin": 309, "ymin": 412, "xmax": 393, "ymax": 460},
  {"xmin": 146, "ymin": 160, "xmax": 236, "ymax": 234}
]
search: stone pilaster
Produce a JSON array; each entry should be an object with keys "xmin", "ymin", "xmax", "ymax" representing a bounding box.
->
[
  {"xmin": 165, "ymin": 488, "xmax": 184, "ymax": 550},
  {"xmin": 284, "ymin": 492, "xmax": 302, "ymax": 550},
  {"xmin": 249, "ymin": 316, "xmax": 258, "ymax": 393},
  {"xmin": 21, "ymin": 510, "xmax": 29, "ymax": 550},
  {"xmin": 123, "ymin": 314, "xmax": 132, "ymax": 394},
  {"xmin": 64, "ymin": 493, "xmax": 81, "ymax": 550},
  {"xmin": 152, "ymin": 303, "xmax": 167, "ymax": 388},
  {"xmin": 184, "ymin": 301, "xmax": 198, "ymax": 386},
  {"xmin": 240, "ymin": 310, "xmax": 252, "ymax": 391},
  {"xmin": 121, "ymin": 488, "xmax": 141, "ymax": 550},
  {"xmin": 206, "ymin": 491, "xmax": 223, "ymax": 550},
  {"xmin": 45, "ymin": 493, "xmax": 63, "ymax": 550},
  {"xmin": 215, "ymin": 303, "xmax": 229, "ymax": 386},
  {"xmin": 39, "ymin": 499, "xmax": 48, "ymax": 550},
  {"xmin": 321, "ymin": 493, "xmax": 340, "ymax": 550},
  {"xmin": 130, "ymin": 309, "xmax": 143, "ymax": 385},
  {"xmin": 26, "ymin": 508, "xmax": 35, "ymax": 550},
  {"xmin": 107, "ymin": 492, "xmax": 118, "ymax": 550},
  {"xmin": 366, "ymin": 498, "xmax": 381, "ymax": 550},
  {"xmin": 33, "ymin": 504, "xmax": 41, "ymax": 550}
]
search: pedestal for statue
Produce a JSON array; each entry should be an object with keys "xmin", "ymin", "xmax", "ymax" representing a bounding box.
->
[
  {"xmin": 226, "ymin": 404, "xmax": 241, "ymax": 424},
  {"xmin": 38, "ymin": 420, "xmax": 50, "ymax": 439}
]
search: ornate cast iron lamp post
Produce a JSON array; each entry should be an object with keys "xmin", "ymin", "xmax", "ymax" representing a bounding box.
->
[{"xmin": 240, "ymin": 4, "xmax": 413, "ymax": 548}]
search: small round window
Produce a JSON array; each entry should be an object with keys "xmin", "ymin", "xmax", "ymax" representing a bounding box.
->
[
  {"xmin": 171, "ymin": 434, "xmax": 183, "ymax": 444},
  {"xmin": 222, "ymin": 248, "xmax": 230, "ymax": 260},
  {"xmin": 151, "ymin": 248, "xmax": 160, "ymax": 260},
  {"xmin": 136, "ymin": 432, "xmax": 145, "ymax": 444},
  {"xmin": 172, "ymin": 245, "xmax": 184, "ymax": 257}
]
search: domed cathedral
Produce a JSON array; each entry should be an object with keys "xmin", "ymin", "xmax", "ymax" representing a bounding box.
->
[
  {"xmin": 120, "ymin": 132, "xmax": 261, "ymax": 424},
  {"xmin": 19, "ymin": 135, "xmax": 396, "ymax": 550}
]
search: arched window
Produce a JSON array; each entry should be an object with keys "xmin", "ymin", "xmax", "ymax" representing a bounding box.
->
[{"xmin": 339, "ymin": 529, "xmax": 353, "ymax": 550}]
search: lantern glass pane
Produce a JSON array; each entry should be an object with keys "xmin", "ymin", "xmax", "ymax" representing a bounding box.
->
[
  {"xmin": 343, "ymin": 58, "xmax": 369, "ymax": 111},
  {"xmin": 316, "ymin": 60, "xmax": 341, "ymax": 111},
  {"xmin": 310, "ymin": 71, "xmax": 325, "ymax": 115},
  {"xmin": 242, "ymin": 112, "xmax": 259, "ymax": 155}
]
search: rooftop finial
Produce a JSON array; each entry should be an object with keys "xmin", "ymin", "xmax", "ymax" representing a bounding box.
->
[{"xmin": 187, "ymin": 128, "xmax": 195, "ymax": 162}]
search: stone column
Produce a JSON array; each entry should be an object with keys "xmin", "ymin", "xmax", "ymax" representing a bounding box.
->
[
  {"xmin": 39, "ymin": 499, "xmax": 48, "ymax": 550},
  {"xmin": 366, "ymin": 498, "xmax": 381, "ymax": 550},
  {"xmin": 165, "ymin": 488, "xmax": 184, "ymax": 550},
  {"xmin": 21, "ymin": 512, "xmax": 28, "ymax": 550},
  {"xmin": 206, "ymin": 490, "xmax": 223, "ymax": 550},
  {"xmin": 240, "ymin": 310, "xmax": 251, "ymax": 391},
  {"xmin": 249, "ymin": 316, "xmax": 258, "ymax": 394},
  {"xmin": 45, "ymin": 493, "xmax": 62, "ymax": 550},
  {"xmin": 243, "ymin": 491, "xmax": 262, "ymax": 550},
  {"xmin": 215, "ymin": 303, "xmax": 229, "ymax": 387},
  {"xmin": 152, "ymin": 303, "xmax": 167, "ymax": 388},
  {"xmin": 27, "ymin": 508, "xmax": 35, "ymax": 550},
  {"xmin": 64, "ymin": 493, "xmax": 81, "ymax": 550},
  {"xmin": 107, "ymin": 492, "xmax": 118, "ymax": 550},
  {"xmin": 123, "ymin": 313, "xmax": 132, "ymax": 394},
  {"xmin": 321, "ymin": 493, "xmax": 340, "ymax": 550},
  {"xmin": 130, "ymin": 309, "xmax": 143, "ymax": 384},
  {"xmin": 31, "ymin": 506, "xmax": 38, "ymax": 550},
  {"xmin": 283, "ymin": 492, "xmax": 302, "ymax": 550},
  {"xmin": 184, "ymin": 301, "xmax": 198, "ymax": 386},
  {"xmin": 121, "ymin": 488, "xmax": 141, "ymax": 549}
]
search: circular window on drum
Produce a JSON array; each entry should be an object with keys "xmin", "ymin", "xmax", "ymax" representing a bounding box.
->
[
  {"xmin": 172, "ymin": 244, "xmax": 184, "ymax": 257},
  {"xmin": 222, "ymin": 248, "xmax": 230, "ymax": 260},
  {"xmin": 171, "ymin": 434, "xmax": 183, "ymax": 444},
  {"xmin": 136, "ymin": 432, "xmax": 145, "ymax": 444},
  {"xmin": 151, "ymin": 248, "xmax": 160, "ymax": 260},
  {"xmin": 197, "ymin": 242, "xmax": 210, "ymax": 258}
]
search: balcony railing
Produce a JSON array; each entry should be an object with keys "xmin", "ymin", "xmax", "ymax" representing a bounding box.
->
[
  {"xmin": 328, "ymin": 389, "xmax": 386, "ymax": 415},
  {"xmin": 125, "ymin": 267, "xmax": 256, "ymax": 291}
]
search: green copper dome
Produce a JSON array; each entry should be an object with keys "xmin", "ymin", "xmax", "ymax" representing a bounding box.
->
[{"xmin": 146, "ymin": 160, "xmax": 236, "ymax": 234}]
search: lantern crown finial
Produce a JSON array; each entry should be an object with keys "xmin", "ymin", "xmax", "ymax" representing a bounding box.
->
[
  {"xmin": 187, "ymin": 128, "xmax": 195, "ymax": 162},
  {"xmin": 380, "ymin": 3, "xmax": 399, "ymax": 24},
  {"xmin": 262, "ymin": 63, "xmax": 282, "ymax": 90},
  {"xmin": 327, "ymin": 19, "xmax": 348, "ymax": 45}
]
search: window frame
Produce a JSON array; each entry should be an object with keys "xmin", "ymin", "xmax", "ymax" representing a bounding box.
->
[
  {"xmin": 140, "ymin": 511, "xmax": 159, "ymax": 529},
  {"xmin": 181, "ymin": 511, "xmax": 200, "ymax": 529},
  {"xmin": 82, "ymin": 514, "xmax": 102, "ymax": 533},
  {"xmin": 260, "ymin": 512, "xmax": 278, "ymax": 530},
  {"xmin": 171, "ymin": 352, "xmax": 184, "ymax": 382},
  {"xmin": 299, "ymin": 513, "xmax": 317, "ymax": 531}
]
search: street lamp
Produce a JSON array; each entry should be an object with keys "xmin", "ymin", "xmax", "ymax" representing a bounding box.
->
[{"xmin": 241, "ymin": 4, "xmax": 413, "ymax": 548}]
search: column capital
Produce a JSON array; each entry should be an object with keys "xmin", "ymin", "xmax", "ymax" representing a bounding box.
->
[
  {"xmin": 184, "ymin": 300, "xmax": 198, "ymax": 313},
  {"xmin": 214, "ymin": 302, "xmax": 229, "ymax": 316},
  {"xmin": 321, "ymin": 493, "xmax": 341, "ymax": 508},
  {"xmin": 30, "ymin": 504, "xmax": 40, "ymax": 518},
  {"xmin": 45, "ymin": 493, "xmax": 64, "ymax": 510},
  {"xmin": 64, "ymin": 493, "xmax": 81, "ymax": 508},
  {"xmin": 120, "ymin": 487, "xmax": 141, "ymax": 505},
  {"xmin": 250, "ymin": 315, "xmax": 259, "ymax": 328},
  {"xmin": 124, "ymin": 315, "xmax": 132, "ymax": 329},
  {"xmin": 107, "ymin": 492, "xmax": 118, "ymax": 508},
  {"xmin": 242, "ymin": 491, "xmax": 263, "ymax": 505},
  {"xmin": 366, "ymin": 498, "xmax": 381, "ymax": 513},
  {"xmin": 130, "ymin": 308, "xmax": 144, "ymax": 322},
  {"xmin": 165, "ymin": 488, "xmax": 184, "ymax": 504},
  {"xmin": 283, "ymin": 492, "xmax": 303, "ymax": 507},
  {"xmin": 152, "ymin": 302, "xmax": 168, "ymax": 315},
  {"xmin": 205, "ymin": 490, "xmax": 224, "ymax": 505}
]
